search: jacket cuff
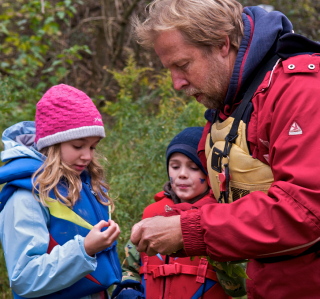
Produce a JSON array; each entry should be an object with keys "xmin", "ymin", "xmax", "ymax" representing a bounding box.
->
[
  {"xmin": 76, "ymin": 235, "xmax": 98, "ymax": 266},
  {"xmin": 180, "ymin": 210, "xmax": 207, "ymax": 257}
]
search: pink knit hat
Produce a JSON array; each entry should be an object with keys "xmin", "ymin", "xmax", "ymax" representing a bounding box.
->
[{"xmin": 35, "ymin": 84, "xmax": 105, "ymax": 150}]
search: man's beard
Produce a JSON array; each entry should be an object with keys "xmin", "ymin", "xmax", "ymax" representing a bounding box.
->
[
  {"xmin": 185, "ymin": 59, "xmax": 230, "ymax": 110},
  {"xmin": 185, "ymin": 87, "xmax": 225, "ymax": 110}
]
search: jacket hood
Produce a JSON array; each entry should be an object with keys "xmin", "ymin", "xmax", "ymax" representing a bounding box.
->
[
  {"xmin": 1, "ymin": 121, "xmax": 44, "ymax": 163},
  {"xmin": 206, "ymin": 6, "xmax": 293, "ymax": 121},
  {"xmin": 0, "ymin": 122, "xmax": 45, "ymax": 212}
]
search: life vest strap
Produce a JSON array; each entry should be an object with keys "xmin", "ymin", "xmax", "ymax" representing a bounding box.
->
[{"xmin": 140, "ymin": 260, "xmax": 217, "ymax": 283}]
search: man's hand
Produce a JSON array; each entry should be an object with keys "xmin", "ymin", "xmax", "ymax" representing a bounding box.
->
[{"xmin": 130, "ymin": 215, "xmax": 183, "ymax": 256}]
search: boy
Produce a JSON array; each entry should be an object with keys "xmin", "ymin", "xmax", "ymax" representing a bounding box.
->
[{"xmin": 113, "ymin": 127, "xmax": 231, "ymax": 299}]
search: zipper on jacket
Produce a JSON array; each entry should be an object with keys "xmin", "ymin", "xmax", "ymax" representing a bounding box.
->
[{"xmin": 84, "ymin": 182, "xmax": 105, "ymax": 221}]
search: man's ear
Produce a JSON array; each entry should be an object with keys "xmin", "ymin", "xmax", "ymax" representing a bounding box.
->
[{"xmin": 219, "ymin": 36, "xmax": 231, "ymax": 57}]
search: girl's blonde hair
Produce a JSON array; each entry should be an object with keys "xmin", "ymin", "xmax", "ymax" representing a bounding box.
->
[
  {"xmin": 133, "ymin": 0, "xmax": 244, "ymax": 51},
  {"xmin": 32, "ymin": 144, "xmax": 114, "ymax": 211}
]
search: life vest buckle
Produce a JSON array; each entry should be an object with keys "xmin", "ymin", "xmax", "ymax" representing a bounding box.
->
[
  {"xmin": 152, "ymin": 263, "xmax": 182, "ymax": 278},
  {"xmin": 211, "ymin": 147, "xmax": 224, "ymax": 172},
  {"xmin": 196, "ymin": 258, "xmax": 209, "ymax": 283}
]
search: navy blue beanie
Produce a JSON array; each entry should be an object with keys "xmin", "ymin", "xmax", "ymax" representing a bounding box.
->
[{"xmin": 166, "ymin": 127, "xmax": 207, "ymax": 175}]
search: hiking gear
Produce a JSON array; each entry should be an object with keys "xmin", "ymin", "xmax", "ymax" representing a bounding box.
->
[{"xmin": 140, "ymin": 192, "xmax": 230, "ymax": 299}]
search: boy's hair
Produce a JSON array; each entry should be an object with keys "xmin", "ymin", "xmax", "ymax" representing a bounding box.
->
[
  {"xmin": 132, "ymin": 0, "xmax": 244, "ymax": 51},
  {"xmin": 32, "ymin": 144, "xmax": 114, "ymax": 210},
  {"xmin": 166, "ymin": 127, "xmax": 206, "ymax": 175}
]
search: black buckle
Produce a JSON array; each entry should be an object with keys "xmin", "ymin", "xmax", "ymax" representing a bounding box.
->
[{"xmin": 211, "ymin": 147, "xmax": 224, "ymax": 172}]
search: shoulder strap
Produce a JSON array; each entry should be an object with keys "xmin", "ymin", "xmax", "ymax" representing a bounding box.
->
[{"xmin": 225, "ymin": 55, "xmax": 280, "ymax": 145}]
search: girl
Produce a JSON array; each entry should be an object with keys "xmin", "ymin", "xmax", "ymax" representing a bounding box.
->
[{"xmin": 0, "ymin": 84, "xmax": 121, "ymax": 298}]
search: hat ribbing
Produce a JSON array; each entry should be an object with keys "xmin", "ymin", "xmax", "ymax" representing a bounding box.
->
[
  {"xmin": 35, "ymin": 84, "xmax": 105, "ymax": 150},
  {"xmin": 166, "ymin": 127, "xmax": 206, "ymax": 175}
]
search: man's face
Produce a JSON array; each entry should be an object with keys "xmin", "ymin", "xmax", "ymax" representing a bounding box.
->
[{"xmin": 154, "ymin": 30, "xmax": 233, "ymax": 110}]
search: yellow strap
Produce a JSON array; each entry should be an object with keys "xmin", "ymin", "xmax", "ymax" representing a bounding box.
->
[{"xmin": 46, "ymin": 199, "xmax": 93, "ymax": 230}]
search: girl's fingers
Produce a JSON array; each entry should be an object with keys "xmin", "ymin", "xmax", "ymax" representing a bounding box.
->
[{"xmin": 94, "ymin": 220, "xmax": 110, "ymax": 230}]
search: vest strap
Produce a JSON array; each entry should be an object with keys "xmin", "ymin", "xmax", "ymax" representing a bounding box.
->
[{"xmin": 140, "ymin": 261, "xmax": 218, "ymax": 283}]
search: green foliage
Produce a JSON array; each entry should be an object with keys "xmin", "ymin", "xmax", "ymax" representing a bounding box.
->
[
  {"xmin": 0, "ymin": 245, "xmax": 11, "ymax": 298},
  {"xmin": 100, "ymin": 57, "xmax": 206, "ymax": 257},
  {"xmin": 207, "ymin": 258, "xmax": 249, "ymax": 279},
  {"xmin": 0, "ymin": 75, "xmax": 41, "ymax": 137},
  {"xmin": 0, "ymin": 0, "xmax": 90, "ymax": 89},
  {"xmin": 240, "ymin": 0, "xmax": 320, "ymax": 40}
]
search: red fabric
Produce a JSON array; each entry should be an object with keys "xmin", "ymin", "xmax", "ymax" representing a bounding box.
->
[
  {"xmin": 181, "ymin": 54, "xmax": 320, "ymax": 298},
  {"xmin": 143, "ymin": 192, "xmax": 173, "ymax": 218},
  {"xmin": 141, "ymin": 193, "xmax": 230, "ymax": 299}
]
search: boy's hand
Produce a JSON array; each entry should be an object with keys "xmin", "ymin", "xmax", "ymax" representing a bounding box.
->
[{"xmin": 84, "ymin": 220, "xmax": 120, "ymax": 256}]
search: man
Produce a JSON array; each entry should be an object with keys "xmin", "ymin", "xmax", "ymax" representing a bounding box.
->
[{"xmin": 130, "ymin": 0, "xmax": 320, "ymax": 298}]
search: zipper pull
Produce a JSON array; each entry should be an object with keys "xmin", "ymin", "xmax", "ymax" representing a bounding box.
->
[{"xmin": 85, "ymin": 182, "xmax": 97, "ymax": 197}]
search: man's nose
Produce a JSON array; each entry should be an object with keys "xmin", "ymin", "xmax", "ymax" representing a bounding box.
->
[{"xmin": 171, "ymin": 71, "xmax": 189, "ymax": 90}]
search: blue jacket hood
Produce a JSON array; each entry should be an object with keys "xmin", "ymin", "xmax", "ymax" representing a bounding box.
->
[
  {"xmin": 0, "ymin": 121, "xmax": 45, "ymax": 211},
  {"xmin": 1, "ymin": 121, "xmax": 44, "ymax": 163}
]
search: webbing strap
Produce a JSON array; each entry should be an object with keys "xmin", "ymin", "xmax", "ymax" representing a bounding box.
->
[
  {"xmin": 225, "ymin": 54, "xmax": 280, "ymax": 146},
  {"xmin": 140, "ymin": 261, "xmax": 218, "ymax": 282}
]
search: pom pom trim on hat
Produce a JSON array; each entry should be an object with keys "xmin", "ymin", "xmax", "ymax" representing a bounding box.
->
[{"xmin": 36, "ymin": 126, "xmax": 105, "ymax": 151}]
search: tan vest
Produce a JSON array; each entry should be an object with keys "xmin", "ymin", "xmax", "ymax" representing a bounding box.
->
[{"xmin": 205, "ymin": 116, "xmax": 274, "ymax": 203}]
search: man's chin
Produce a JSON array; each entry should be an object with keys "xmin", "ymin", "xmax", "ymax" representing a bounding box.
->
[
  {"xmin": 201, "ymin": 96, "xmax": 224, "ymax": 110},
  {"xmin": 200, "ymin": 98, "xmax": 217, "ymax": 110}
]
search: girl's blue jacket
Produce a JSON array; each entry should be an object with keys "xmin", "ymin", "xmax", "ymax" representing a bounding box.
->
[{"xmin": 0, "ymin": 121, "xmax": 121, "ymax": 298}]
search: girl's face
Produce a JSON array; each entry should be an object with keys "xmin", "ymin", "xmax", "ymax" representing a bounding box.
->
[
  {"xmin": 168, "ymin": 152, "xmax": 208, "ymax": 202},
  {"xmin": 60, "ymin": 137, "xmax": 101, "ymax": 174}
]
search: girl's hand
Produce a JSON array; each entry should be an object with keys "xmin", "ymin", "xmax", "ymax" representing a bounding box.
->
[{"xmin": 84, "ymin": 220, "xmax": 120, "ymax": 256}]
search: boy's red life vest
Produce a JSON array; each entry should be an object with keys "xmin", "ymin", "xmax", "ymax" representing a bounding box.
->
[{"xmin": 139, "ymin": 191, "xmax": 230, "ymax": 299}]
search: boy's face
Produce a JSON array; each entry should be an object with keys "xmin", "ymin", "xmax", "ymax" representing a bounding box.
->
[
  {"xmin": 60, "ymin": 136, "xmax": 100, "ymax": 174},
  {"xmin": 168, "ymin": 152, "xmax": 208, "ymax": 202}
]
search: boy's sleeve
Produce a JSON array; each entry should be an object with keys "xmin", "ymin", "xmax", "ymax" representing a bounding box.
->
[{"xmin": 121, "ymin": 239, "xmax": 141, "ymax": 282}]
